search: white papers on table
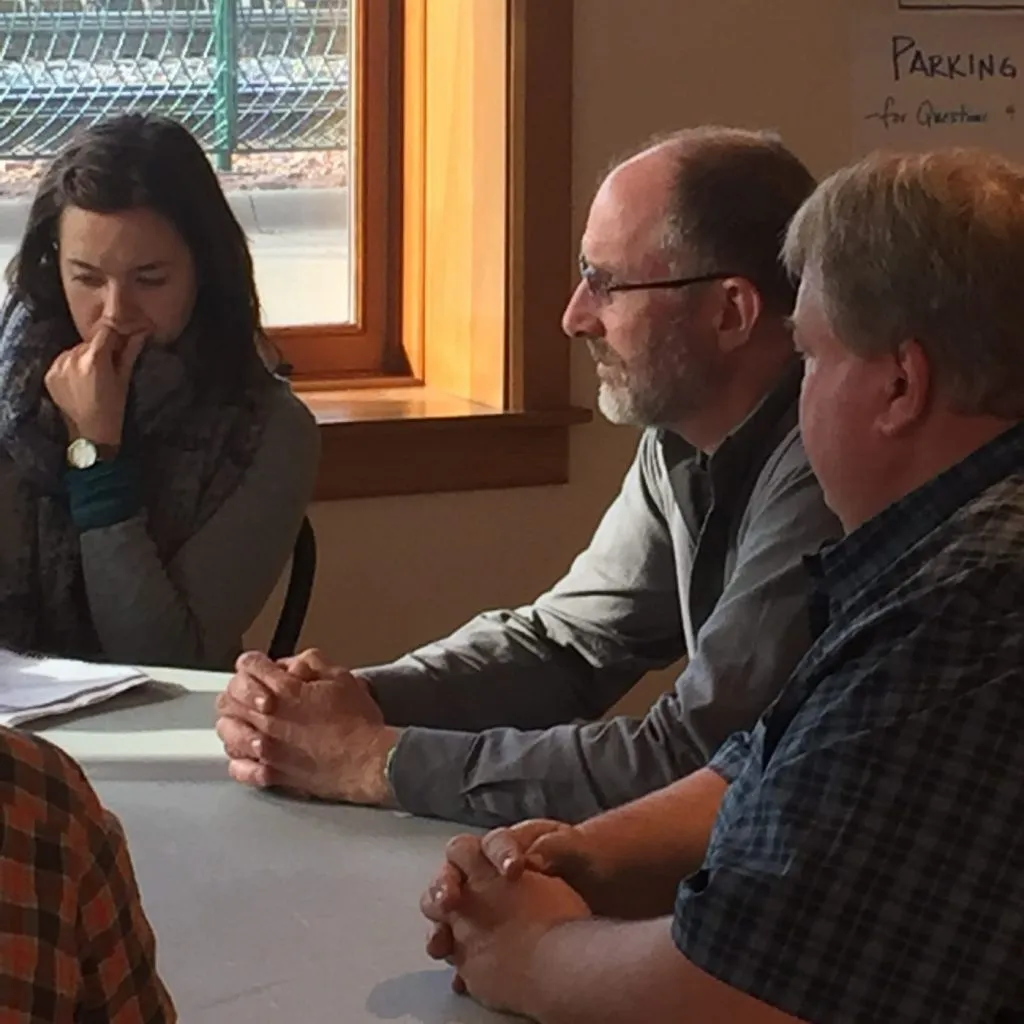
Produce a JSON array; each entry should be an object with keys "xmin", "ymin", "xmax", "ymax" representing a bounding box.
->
[{"xmin": 0, "ymin": 650, "xmax": 149, "ymax": 726}]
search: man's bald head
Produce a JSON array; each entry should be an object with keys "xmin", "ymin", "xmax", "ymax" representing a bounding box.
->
[{"xmin": 610, "ymin": 127, "xmax": 817, "ymax": 314}]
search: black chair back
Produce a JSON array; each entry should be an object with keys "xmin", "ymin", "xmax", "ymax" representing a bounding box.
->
[{"xmin": 269, "ymin": 515, "xmax": 317, "ymax": 660}]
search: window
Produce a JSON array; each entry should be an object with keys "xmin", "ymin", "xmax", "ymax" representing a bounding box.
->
[
  {"xmin": 0, "ymin": 0, "xmax": 398, "ymax": 380},
  {"xmin": 307, "ymin": 0, "xmax": 589, "ymax": 500},
  {"xmin": 266, "ymin": 0, "xmax": 401, "ymax": 381},
  {"xmin": 0, "ymin": 0, "xmax": 586, "ymax": 497}
]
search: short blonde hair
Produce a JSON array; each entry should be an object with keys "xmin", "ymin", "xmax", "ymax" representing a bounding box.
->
[{"xmin": 783, "ymin": 148, "xmax": 1024, "ymax": 418}]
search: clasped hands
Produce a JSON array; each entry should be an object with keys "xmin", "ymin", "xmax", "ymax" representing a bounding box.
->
[
  {"xmin": 419, "ymin": 820, "xmax": 602, "ymax": 1016},
  {"xmin": 215, "ymin": 649, "xmax": 399, "ymax": 806}
]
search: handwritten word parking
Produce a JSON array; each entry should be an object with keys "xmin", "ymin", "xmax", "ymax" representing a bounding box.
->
[{"xmin": 891, "ymin": 35, "xmax": 1017, "ymax": 82}]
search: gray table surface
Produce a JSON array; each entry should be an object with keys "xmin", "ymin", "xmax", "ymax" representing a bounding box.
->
[{"xmin": 37, "ymin": 670, "xmax": 514, "ymax": 1024}]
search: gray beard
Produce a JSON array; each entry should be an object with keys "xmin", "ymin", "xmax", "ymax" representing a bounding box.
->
[
  {"xmin": 597, "ymin": 378, "xmax": 672, "ymax": 426},
  {"xmin": 591, "ymin": 341, "xmax": 716, "ymax": 429}
]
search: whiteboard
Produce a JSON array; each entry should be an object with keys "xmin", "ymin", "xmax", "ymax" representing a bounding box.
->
[{"xmin": 854, "ymin": 1, "xmax": 1024, "ymax": 158}]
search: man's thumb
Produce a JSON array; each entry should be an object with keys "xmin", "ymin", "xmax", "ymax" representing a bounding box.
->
[
  {"xmin": 278, "ymin": 648, "xmax": 336, "ymax": 682},
  {"xmin": 525, "ymin": 829, "xmax": 581, "ymax": 875}
]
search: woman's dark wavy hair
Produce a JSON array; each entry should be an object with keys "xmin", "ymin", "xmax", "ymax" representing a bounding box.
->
[{"xmin": 2, "ymin": 113, "xmax": 265, "ymax": 398}]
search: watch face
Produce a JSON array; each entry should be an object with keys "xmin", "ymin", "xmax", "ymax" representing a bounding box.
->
[{"xmin": 67, "ymin": 437, "xmax": 98, "ymax": 470}]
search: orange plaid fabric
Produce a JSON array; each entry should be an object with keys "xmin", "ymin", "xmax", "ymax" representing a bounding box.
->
[{"xmin": 0, "ymin": 727, "xmax": 175, "ymax": 1022}]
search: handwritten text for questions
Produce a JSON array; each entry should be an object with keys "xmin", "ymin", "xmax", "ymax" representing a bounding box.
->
[{"xmin": 863, "ymin": 32, "xmax": 1020, "ymax": 136}]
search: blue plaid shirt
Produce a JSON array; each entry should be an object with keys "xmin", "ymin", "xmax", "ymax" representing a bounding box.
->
[{"xmin": 673, "ymin": 421, "xmax": 1024, "ymax": 1024}]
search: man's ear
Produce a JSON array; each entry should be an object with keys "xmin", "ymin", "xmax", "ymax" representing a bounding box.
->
[
  {"xmin": 878, "ymin": 339, "xmax": 932, "ymax": 437},
  {"xmin": 714, "ymin": 277, "xmax": 763, "ymax": 354}
]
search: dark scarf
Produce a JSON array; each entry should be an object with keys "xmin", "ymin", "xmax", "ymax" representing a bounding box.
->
[{"xmin": 0, "ymin": 303, "xmax": 275, "ymax": 658}]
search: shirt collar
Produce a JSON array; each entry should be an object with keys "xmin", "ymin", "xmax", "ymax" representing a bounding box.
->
[
  {"xmin": 661, "ymin": 358, "xmax": 803, "ymax": 483},
  {"xmin": 700, "ymin": 359, "xmax": 803, "ymax": 481},
  {"xmin": 809, "ymin": 419, "xmax": 1024, "ymax": 609}
]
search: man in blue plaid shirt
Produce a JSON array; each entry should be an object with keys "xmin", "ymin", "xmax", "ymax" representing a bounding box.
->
[{"xmin": 420, "ymin": 147, "xmax": 1024, "ymax": 1024}]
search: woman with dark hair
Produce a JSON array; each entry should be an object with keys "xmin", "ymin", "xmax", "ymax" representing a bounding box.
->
[{"xmin": 0, "ymin": 113, "xmax": 318, "ymax": 668}]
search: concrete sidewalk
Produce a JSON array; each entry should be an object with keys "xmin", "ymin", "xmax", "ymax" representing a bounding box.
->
[
  {"xmin": 0, "ymin": 186, "xmax": 349, "ymax": 240},
  {"xmin": 0, "ymin": 186, "xmax": 352, "ymax": 325}
]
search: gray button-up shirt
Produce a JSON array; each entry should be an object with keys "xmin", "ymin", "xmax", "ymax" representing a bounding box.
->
[{"xmin": 361, "ymin": 364, "xmax": 841, "ymax": 826}]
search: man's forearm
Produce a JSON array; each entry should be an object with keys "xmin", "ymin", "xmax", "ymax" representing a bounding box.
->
[
  {"xmin": 386, "ymin": 717, "xmax": 714, "ymax": 827},
  {"xmin": 520, "ymin": 916, "xmax": 799, "ymax": 1024},
  {"xmin": 575, "ymin": 768, "xmax": 727, "ymax": 919},
  {"xmin": 522, "ymin": 918, "xmax": 677, "ymax": 1023},
  {"xmin": 360, "ymin": 613, "xmax": 642, "ymax": 735}
]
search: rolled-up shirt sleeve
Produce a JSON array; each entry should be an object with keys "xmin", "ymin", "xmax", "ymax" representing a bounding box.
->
[{"xmin": 673, "ymin": 667, "xmax": 1024, "ymax": 1024}]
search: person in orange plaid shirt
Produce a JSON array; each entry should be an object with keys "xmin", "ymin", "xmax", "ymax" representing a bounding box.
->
[{"xmin": 0, "ymin": 726, "xmax": 175, "ymax": 1021}]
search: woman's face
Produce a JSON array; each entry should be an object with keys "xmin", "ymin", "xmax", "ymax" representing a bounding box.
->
[{"xmin": 57, "ymin": 205, "xmax": 198, "ymax": 346}]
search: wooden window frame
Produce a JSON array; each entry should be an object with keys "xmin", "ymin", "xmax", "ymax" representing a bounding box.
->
[
  {"xmin": 270, "ymin": 0, "xmax": 404, "ymax": 380},
  {"xmin": 291, "ymin": 0, "xmax": 591, "ymax": 500}
]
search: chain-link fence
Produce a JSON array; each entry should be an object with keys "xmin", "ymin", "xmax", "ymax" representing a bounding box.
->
[{"xmin": 0, "ymin": 0, "xmax": 350, "ymax": 168}]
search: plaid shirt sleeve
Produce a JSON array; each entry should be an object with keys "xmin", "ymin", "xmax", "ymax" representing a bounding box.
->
[
  {"xmin": 705, "ymin": 729, "xmax": 752, "ymax": 784},
  {"xmin": 0, "ymin": 728, "xmax": 175, "ymax": 1022}
]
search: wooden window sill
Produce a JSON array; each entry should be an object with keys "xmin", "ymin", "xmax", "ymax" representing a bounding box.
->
[{"xmin": 298, "ymin": 385, "xmax": 592, "ymax": 501}]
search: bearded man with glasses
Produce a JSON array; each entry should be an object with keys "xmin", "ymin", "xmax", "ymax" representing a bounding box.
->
[{"xmin": 215, "ymin": 126, "xmax": 842, "ymax": 828}]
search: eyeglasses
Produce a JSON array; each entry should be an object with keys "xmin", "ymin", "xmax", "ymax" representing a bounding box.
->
[{"xmin": 577, "ymin": 254, "xmax": 738, "ymax": 302}]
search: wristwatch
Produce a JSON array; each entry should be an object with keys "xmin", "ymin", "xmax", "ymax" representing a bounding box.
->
[{"xmin": 66, "ymin": 437, "xmax": 119, "ymax": 469}]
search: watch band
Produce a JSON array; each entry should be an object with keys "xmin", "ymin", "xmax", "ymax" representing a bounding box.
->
[{"xmin": 94, "ymin": 442, "xmax": 120, "ymax": 460}]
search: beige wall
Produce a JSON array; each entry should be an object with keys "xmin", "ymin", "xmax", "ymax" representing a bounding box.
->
[{"xmin": 247, "ymin": 0, "xmax": 852, "ymax": 710}]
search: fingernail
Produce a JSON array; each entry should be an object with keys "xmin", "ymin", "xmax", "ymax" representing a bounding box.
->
[
  {"xmin": 252, "ymin": 738, "xmax": 263, "ymax": 757},
  {"xmin": 255, "ymin": 697, "xmax": 268, "ymax": 711},
  {"xmin": 429, "ymin": 884, "xmax": 445, "ymax": 904},
  {"xmin": 501, "ymin": 855, "xmax": 515, "ymax": 873}
]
